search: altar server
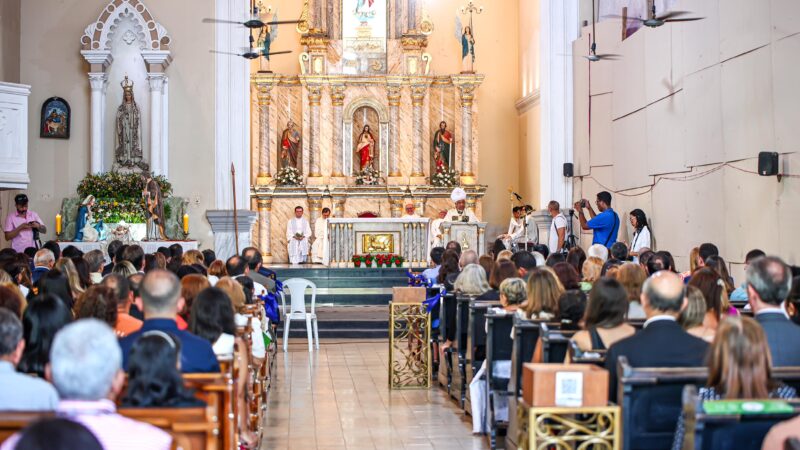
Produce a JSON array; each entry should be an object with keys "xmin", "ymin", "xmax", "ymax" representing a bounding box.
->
[
  {"xmin": 446, "ymin": 187, "xmax": 479, "ymax": 223},
  {"xmin": 429, "ymin": 209, "xmax": 447, "ymax": 248},
  {"xmin": 499, "ymin": 206, "xmax": 524, "ymax": 249},
  {"xmin": 287, "ymin": 206, "xmax": 312, "ymax": 265},
  {"xmin": 311, "ymin": 208, "xmax": 331, "ymax": 264},
  {"xmin": 402, "ymin": 203, "xmax": 421, "ymax": 219}
]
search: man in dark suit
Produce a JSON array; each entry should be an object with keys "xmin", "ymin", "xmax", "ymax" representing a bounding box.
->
[
  {"xmin": 605, "ymin": 270, "xmax": 709, "ymax": 402},
  {"xmin": 119, "ymin": 269, "xmax": 219, "ymax": 373},
  {"xmin": 747, "ymin": 256, "xmax": 800, "ymax": 366},
  {"xmin": 102, "ymin": 240, "xmax": 122, "ymax": 276}
]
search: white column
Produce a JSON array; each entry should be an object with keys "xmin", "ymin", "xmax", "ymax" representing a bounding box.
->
[
  {"xmin": 540, "ymin": 0, "xmax": 579, "ymax": 208},
  {"xmin": 214, "ymin": 0, "xmax": 250, "ymax": 209},
  {"xmin": 148, "ymin": 73, "xmax": 166, "ymax": 176},
  {"xmin": 88, "ymin": 73, "xmax": 108, "ymax": 174}
]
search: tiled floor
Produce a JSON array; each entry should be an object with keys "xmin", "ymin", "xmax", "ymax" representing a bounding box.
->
[{"xmin": 262, "ymin": 341, "xmax": 491, "ymax": 450}]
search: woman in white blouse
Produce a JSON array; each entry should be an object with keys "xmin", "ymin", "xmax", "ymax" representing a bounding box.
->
[{"xmin": 628, "ymin": 209, "xmax": 651, "ymax": 260}]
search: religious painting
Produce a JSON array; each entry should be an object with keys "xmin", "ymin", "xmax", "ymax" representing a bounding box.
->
[
  {"xmin": 40, "ymin": 97, "xmax": 70, "ymax": 139},
  {"xmin": 352, "ymin": 106, "xmax": 380, "ymax": 175},
  {"xmin": 431, "ymin": 121, "xmax": 454, "ymax": 175},
  {"xmin": 342, "ymin": 0, "xmax": 388, "ymax": 75},
  {"xmin": 278, "ymin": 121, "xmax": 302, "ymax": 171}
]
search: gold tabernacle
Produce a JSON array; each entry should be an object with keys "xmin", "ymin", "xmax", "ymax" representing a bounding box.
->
[{"xmin": 362, "ymin": 233, "xmax": 395, "ymax": 253}]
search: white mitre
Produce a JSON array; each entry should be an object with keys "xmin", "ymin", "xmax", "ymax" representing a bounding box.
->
[{"xmin": 450, "ymin": 187, "xmax": 467, "ymax": 202}]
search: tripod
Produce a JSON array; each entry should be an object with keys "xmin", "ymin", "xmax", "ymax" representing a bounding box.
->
[{"xmin": 563, "ymin": 209, "xmax": 578, "ymax": 252}]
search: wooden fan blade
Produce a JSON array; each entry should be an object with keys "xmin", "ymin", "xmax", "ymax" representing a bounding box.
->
[
  {"xmin": 657, "ymin": 11, "xmax": 691, "ymax": 20},
  {"xmin": 664, "ymin": 17, "xmax": 704, "ymax": 22},
  {"xmin": 202, "ymin": 18, "xmax": 245, "ymax": 25},
  {"xmin": 597, "ymin": 54, "xmax": 621, "ymax": 58},
  {"xmin": 265, "ymin": 20, "xmax": 303, "ymax": 25},
  {"xmin": 265, "ymin": 50, "xmax": 292, "ymax": 56}
]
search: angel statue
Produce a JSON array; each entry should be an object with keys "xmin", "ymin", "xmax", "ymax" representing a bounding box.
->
[
  {"xmin": 142, "ymin": 175, "xmax": 167, "ymax": 241},
  {"xmin": 257, "ymin": 11, "xmax": 279, "ymax": 72},
  {"xmin": 74, "ymin": 195, "xmax": 102, "ymax": 242},
  {"xmin": 115, "ymin": 76, "xmax": 146, "ymax": 170},
  {"xmin": 455, "ymin": 17, "xmax": 476, "ymax": 73}
]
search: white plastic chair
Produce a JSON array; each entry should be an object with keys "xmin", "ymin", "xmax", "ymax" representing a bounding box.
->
[{"xmin": 279, "ymin": 278, "xmax": 318, "ymax": 352}]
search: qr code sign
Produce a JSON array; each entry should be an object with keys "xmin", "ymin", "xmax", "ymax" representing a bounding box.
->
[{"xmin": 555, "ymin": 371, "xmax": 584, "ymax": 407}]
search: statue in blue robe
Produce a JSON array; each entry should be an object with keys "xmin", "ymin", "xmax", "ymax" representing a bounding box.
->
[{"xmin": 74, "ymin": 195, "xmax": 101, "ymax": 242}]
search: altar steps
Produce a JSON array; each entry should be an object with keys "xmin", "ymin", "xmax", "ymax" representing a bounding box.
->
[{"xmin": 277, "ymin": 305, "xmax": 389, "ymax": 339}]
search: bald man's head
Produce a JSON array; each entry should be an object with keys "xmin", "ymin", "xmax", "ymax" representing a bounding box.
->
[
  {"xmin": 141, "ymin": 269, "xmax": 181, "ymax": 316},
  {"xmin": 642, "ymin": 270, "xmax": 685, "ymax": 314}
]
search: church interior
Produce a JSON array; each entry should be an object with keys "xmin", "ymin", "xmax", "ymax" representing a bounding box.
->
[{"xmin": 1, "ymin": 0, "xmax": 800, "ymax": 449}]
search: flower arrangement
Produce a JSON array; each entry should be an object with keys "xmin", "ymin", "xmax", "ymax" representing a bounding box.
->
[
  {"xmin": 351, "ymin": 254, "xmax": 404, "ymax": 268},
  {"xmin": 276, "ymin": 166, "xmax": 303, "ymax": 186},
  {"xmin": 354, "ymin": 166, "xmax": 382, "ymax": 186},
  {"xmin": 430, "ymin": 166, "xmax": 460, "ymax": 187},
  {"xmin": 76, "ymin": 172, "xmax": 172, "ymax": 224}
]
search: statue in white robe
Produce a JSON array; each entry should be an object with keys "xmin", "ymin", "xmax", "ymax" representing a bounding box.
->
[
  {"xmin": 311, "ymin": 208, "xmax": 331, "ymax": 264},
  {"xmin": 286, "ymin": 207, "xmax": 312, "ymax": 265}
]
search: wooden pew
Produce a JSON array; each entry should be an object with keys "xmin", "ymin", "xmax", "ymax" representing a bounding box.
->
[
  {"xmin": 184, "ymin": 373, "xmax": 237, "ymax": 450},
  {"xmin": 539, "ymin": 323, "xmax": 577, "ymax": 363},
  {"xmin": 437, "ymin": 292, "xmax": 458, "ymax": 393},
  {"xmin": 485, "ymin": 312, "xmax": 514, "ymax": 450},
  {"xmin": 464, "ymin": 300, "xmax": 501, "ymax": 415},
  {"xmin": 504, "ymin": 318, "xmax": 557, "ymax": 450},
  {"xmin": 119, "ymin": 407, "xmax": 219, "ymax": 450},
  {"xmin": 0, "ymin": 412, "xmax": 54, "ymax": 444},
  {"xmin": 450, "ymin": 294, "xmax": 475, "ymax": 408},
  {"xmin": 568, "ymin": 340, "xmax": 607, "ymax": 366}
]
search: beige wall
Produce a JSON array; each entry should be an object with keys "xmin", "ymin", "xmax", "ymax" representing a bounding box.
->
[
  {"xmin": 572, "ymin": 0, "xmax": 800, "ymax": 278},
  {"xmin": 0, "ymin": 0, "xmax": 20, "ymax": 83},
  {"xmin": 18, "ymin": 0, "xmax": 217, "ymax": 249},
  {"xmin": 518, "ymin": 0, "xmax": 541, "ymax": 206},
  {"xmin": 262, "ymin": 0, "xmax": 521, "ymax": 228}
]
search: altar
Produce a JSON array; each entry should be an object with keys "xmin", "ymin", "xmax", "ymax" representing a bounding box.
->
[{"xmin": 324, "ymin": 217, "xmax": 429, "ymax": 267}]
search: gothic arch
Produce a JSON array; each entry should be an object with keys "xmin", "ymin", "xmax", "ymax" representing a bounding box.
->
[{"xmin": 80, "ymin": 0, "xmax": 171, "ymax": 51}]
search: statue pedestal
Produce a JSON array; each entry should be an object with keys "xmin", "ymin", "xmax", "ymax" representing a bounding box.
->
[
  {"xmin": 256, "ymin": 175, "xmax": 272, "ymax": 185},
  {"xmin": 205, "ymin": 210, "xmax": 258, "ymax": 261}
]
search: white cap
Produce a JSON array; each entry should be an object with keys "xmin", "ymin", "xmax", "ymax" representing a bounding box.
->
[{"xmin": 450, "ymin": 187, "xmax": 467, "ymax": 202}]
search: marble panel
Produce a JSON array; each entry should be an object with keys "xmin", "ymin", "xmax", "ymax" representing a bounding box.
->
[
  {"xmin": 590, "ymin": 93, "xmax": 613, "ymax": 167},
  {"xmin": 611, "ymin": 109, "xmax": 651, "ymax": 190},
  {"xmin": 720, "ymin": 46, "xmax": 775, "ymax": 162},
  {"xmin": 612, "ymin": 28, "xmax": 646, "ymax": 119},
  {"xmin": 680, "ymin": 0, "xmax": 720, "ymax": 76},
  {"xmin": 398, "ymin": 86, "xmax": 414, "ymax": 177},
  {"xmin": 387, "ymin": 40, "xmax": 403, "ymax": 74},
  {"xmin": 326, "ymin": 41, "xmax": 343, "ymax": 74},
  {"xmin": 719, "ymin": 0, "xmax": 770, "ymax": 61},
  {"xmin": 771, "ymin": 34, "xmax": 800, "ymax": 155},
  {"xmin": 646, "ymin": 91, "xmax": 689, "ymax": 176},
  {"xmin": 683, "ymin": 65, "xmax": 724, "ymax": 167}
]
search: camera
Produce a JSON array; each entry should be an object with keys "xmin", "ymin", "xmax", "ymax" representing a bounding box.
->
[{"xmin": 581, "ymin": 199, "xmax": 589, "ymax": 208}]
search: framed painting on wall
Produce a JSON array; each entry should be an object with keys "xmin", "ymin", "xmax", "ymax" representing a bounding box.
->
[{"xmin": 40, "ymin": 97, "xmax": 70, "ymax": 139}]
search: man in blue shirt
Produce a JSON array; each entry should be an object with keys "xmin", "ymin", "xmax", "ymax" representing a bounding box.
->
[
  {"xmin": 119, "ymin": 269, "xmax": 219, "ymax": 373},
  {"xmin": 574, "ymin": 191, "xmax": 620, "ymax": 247},
  {"xmin": 422, "ymin": 247, "xmax": 445, "ymax": 283}
]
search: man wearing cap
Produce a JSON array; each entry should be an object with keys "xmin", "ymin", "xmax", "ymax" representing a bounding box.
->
[
  {"xmin": 4, "ymin": 194, "xmax": 46, "ymax": 252},
  {"xmin": 446, "ymin": 188, "xmax": 479, "ymax": 223}
]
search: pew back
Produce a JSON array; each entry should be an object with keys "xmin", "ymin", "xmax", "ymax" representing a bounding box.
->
[
  {"xmin": 540, "ymin": 323, "xmax": 577, "ymax": 363},
  {"xmin": 485, "ymin": 312, "xmax": 514, "ymax": 450}
]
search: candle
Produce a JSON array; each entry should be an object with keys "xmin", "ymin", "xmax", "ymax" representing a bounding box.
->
[
  {"xmin": 183, "ymin": 214, "xmax": 189, "ymax": 235},
  {"xmin": 55, "ymin": 214, "xmax": 62, "ymax": 236}
]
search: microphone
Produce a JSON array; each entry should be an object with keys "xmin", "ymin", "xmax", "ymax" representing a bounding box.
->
[{"xmin": 513, "ymin": 192, "xmax": 522, "ymax": 201}]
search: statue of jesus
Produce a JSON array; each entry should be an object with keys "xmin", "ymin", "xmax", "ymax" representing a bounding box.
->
[
  {"xmin": 355, "ymin": 125, "xmax": 375, "ymax": 171},
  {"xmin": 115, "ymin": 76, "xmax": 144, "ymax": 169}
]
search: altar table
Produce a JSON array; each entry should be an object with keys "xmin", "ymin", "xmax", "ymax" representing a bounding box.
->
[{"xmin": 324, "ymin": 218, "xmax": 430, "ymax": 268}]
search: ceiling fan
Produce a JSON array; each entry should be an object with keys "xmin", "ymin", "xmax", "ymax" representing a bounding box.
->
[
  {"xmin": 585, "ymin": 0, "xmax": 620, "ymax": 62},
  {"xmin": 205, "ymin": 0, "xmax": 297, "ymax": 60},
  {"xmin": 605, "ymin": 0, "xmax": 704, "ymax": 29},
  {"xmin": 202, "ymin": 0, "xmax": 301, "ymax": 29}
]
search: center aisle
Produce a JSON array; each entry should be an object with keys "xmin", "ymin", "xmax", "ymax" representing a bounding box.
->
[{"xmin": 262, "ymin": 341, "xmax": 490, "ymax": 450}]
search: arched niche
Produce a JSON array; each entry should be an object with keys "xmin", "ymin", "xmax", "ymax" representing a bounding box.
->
[
  {"xmin": 343, "ymin": 97, "xmax": 389, "ymax": 176},
  {"xmin": 80, "ymin": 0, "xmax": 172, "ymax": 176}
]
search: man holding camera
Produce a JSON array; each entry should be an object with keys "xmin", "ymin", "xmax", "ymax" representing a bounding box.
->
[
  {"xmin": 574, "ymin": 191, "xmax": 619, "ymax": 248},
  {"xmin": 4, "ymin": 194, "xmax": 46, "ymax": 252}
]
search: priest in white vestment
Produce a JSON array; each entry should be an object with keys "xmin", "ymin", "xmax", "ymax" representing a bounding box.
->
[
  {"xmin": 311, "ymin": 207, "xmax": 331, "ymax": 264},
  {"xmin": 445, "ymin": 187, "xmax": 479, "ymax": 223},
  {"xmin": 402, "ymin": 203, "xmax": 421, "ymax": 219},
  {"xmin": 287, "ymin": 206, "xmax": 312, "ymax": 265},
  {"xmin": 429, "ymin": 209, "xmax": 447, "ymax": 248}
]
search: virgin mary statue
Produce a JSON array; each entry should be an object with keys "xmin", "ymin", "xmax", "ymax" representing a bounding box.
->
[{"xmin": 115, "ymin": 76, "xmax": 144, "ymax": 169}]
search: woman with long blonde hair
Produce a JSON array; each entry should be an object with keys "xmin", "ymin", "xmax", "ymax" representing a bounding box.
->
[
  {"xmin": 54, "ymin": 258, "xmax": 85, "ymax": 298},
  {"xmin": 672, "ymin": 316, "xmax": 796, "ymax": 449},
  {"xmin": 520, "ymin": 268, "xmax": 564, "ymax": 321}
]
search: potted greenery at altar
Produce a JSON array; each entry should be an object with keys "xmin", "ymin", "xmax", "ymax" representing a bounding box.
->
[{"xmin": 57, "ymin": 172, "xmax": 188, "ymax": 242}]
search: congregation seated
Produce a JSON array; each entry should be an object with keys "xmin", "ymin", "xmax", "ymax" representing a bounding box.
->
[
  {"xmin": 0, "ymin": 320, "xmax": 173, "ymax": 450},
  {"xmin": 672, "ymin": 316, "xmax": 797, "ymax": 450},
  {"xmin": 422, "ymin": 247, "xmax": 445, "ymax": 284},
  {"xmin": 189, "ymin": 287, "xmax": 238, "ymax": 358},
  {"xmin": 0, "ymin": 308, "xmax": 58, "ymax": 411},
  {"xmin": 119, "ymin": 269, "xmax": 220, "ymax": 373},
  {"xmin": 30, "ymin": 249, "xmax": 53, "ymax": 285},
  {"xmin": 580, "ymin": 256, "xmax": 603, "ymax": 292},
  {"xmin": 11, "ymin": 417, "xmax": 103, "ymax": 450},
  {"xmin": 0, "ymin": 284, "xmax": 25, "ymax": 319},
  {"xmin": 611, "ymin": 262, "xmax": 647, "ymax": 319},
  {"xmin": 178, "ymin": 273, "xmax": 210, "ymax": 323},
  {"xmin": 518, "ymin": 268, "xmax": 562, "ymax": 321},
  {"xmin": 486, "ymin": 259, "xmax": 517, "ymax": 300},
  {"xmin": 215, "ymin": 277, "xmax": 266, "ymax": 359},
  {"xmin": 35, "ymin": 270, "xmax": 74, "ymax": 310},
  {"xmin": 455, "ymin": 264, "xmax": 495, "ymax": 300},
  {"xmin": 74, "ymin": 285, "xmax": 117, "ymax": 329},
  {"xmin": 605, "ymin": 271, "xmax": 709, "ymax": 402},
  {"xmin": 121, "ymin": 332, "xmax": 204, "ymax": 408},
  {"xmin": 242, "ymin": 246, "xmax": 276, "ymax": 293},
  {"xmin": 570, "ymin": 278, "xmax": 635, "ymax": 358},
  {"xmin": 747, "ymin": 256, "xmax": 800, "ymax": 366},
  {"xmin": 437, "ymin": 249, "xmax": 461, "ymax": 291},
  {"xmin": 101, "ymin": 274, "xmax": 142, "ymax": 337},
  {"xmin": 17, "ymin": 294, "xmax": 72, "ymax": 378},
  {"xmin": 680, "ymin": 286, "xmax": 716, "ymax": 342},
  {"xmin": 510, "ymin": 250, "xmax": 537, "ymax": 279}
]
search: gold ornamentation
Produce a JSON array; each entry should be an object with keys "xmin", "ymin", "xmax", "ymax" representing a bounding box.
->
[
  {"xmin": 386, "ymin": 85, "xmax": 402, "ymax": 106},
  {"xmin": 411, "ymin": 85, "xmax": 427, "ymax": 106},
  {"xmin": 362, "ymin": 234, "xmax": 394, "ymax": 253},
  {"xmin": 421, "ymin": 53, "xmax": 432, "ymax": 75},
  {"xmin": 389, "ymin": 303, "xmax": 431, "ymax": 389},
  {"xmin": 256, "ymin": 198, "xmax": 272, "ymax": 211},
  {"xmin": 370, "ymin": 60, "xmax": 383, "ymax": 71},
  {"xmin": 296, "ymin": 0, "xmax": 310, "ymax": 34},
  {"xmin": 256, "ymin": 84, "xmax": 272, "ymax": 106},
  {"xmin": 518, "ymin": 405, "xmax": 621, "ymax": 450},
  {"xmin": 298, "ymin": 53, "xmax": 310, "ymax": 75},
  {"xmin": 400, "ymin": 34, "xmax": 428, "ymax": 50},
  {"xmin": 307, "ymin": 85, "xmax": 323, "ymax": 106},
  {"xmin": 330, "ymin": 84, "xmax": 345, "ymax": 106}
]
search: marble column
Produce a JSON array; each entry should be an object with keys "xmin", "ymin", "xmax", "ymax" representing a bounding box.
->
[
  {"xmin": 256, "ymin": 84, "xmax": 273, "ymax": 181},
  {"xmin": 332, "ymin": 196, "xmax": 347, "ymax": 217},
  {"xmin": 389, "ymin": 198, "xmax": 404, "ymax": 218},
  {"xmin": 330, "ymin": 84, "xmax": 345, "ymax": 177},
  {"xmin": 257, "ymin": 198, "xmax": 272, "ymax": 256},
  {"xmin": 147, "ymin": 73, "xmax": 166, "ymax": 176},
  {"xmin": 414, "ymin": 197, "xmax": 427, "ymax": 216},
  {"xmin": 88, "ymin": 73, "xmax": 108, "ymax": 174},
  {"xmin": 457, "ymin": 83, "xmax": 476, "ymax": 178},
  {"xmin": 387, "ymin": 84, "xmax": 402, "ymax": 177},
  {"xmin": 308, "ymin": 196, "xmax": 323, "ymax": 229},
  {"xmin": 307, "ymin": 85, "xmax": 323, "ymax": 178},
  {"xmin": 410, "ymin": 85, "xmax": 426, "ymax": 177}
]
